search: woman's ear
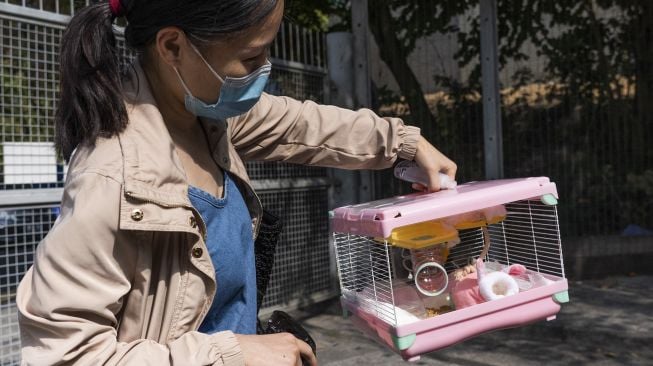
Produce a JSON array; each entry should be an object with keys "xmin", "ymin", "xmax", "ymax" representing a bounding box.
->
[{"xmin": 154, "ymin": 27, "xmax": 187, "ymax": 68}]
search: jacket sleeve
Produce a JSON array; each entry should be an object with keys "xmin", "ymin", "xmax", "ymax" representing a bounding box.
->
[
  {"xmin": 16, "ymin": 172, "xmax": 243, "ymax": 366},
  {"xmin": 228, "ymin": 93, "xmax": 421, "ymax": 169}
]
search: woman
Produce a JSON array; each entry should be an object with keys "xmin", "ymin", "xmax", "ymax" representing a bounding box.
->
[{"xmin": 16, "ymin": 0, "xmax": 456, "ymax": 365}]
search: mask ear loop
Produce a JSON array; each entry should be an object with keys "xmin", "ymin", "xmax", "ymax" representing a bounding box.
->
[
  {"xmin": 188, "ymin": 42, "xmax": 225, "ymax": 83},
  {"xmin": 172, "ymin": 67, "xmax": 195, "ymax": 97}
]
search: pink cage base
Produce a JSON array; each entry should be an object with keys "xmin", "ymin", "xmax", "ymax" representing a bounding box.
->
[{"xmin": 341, "ymin": 278, "xmax": 569, "ymax": 362}]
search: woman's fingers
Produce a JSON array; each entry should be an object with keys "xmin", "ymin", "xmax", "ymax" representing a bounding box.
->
[
  {"xmin": 411, "ymin": 182, "xmax": 427, "ymax": 192},
  {"xmin": 236, "ymin": 332, "xmax": 316, "ymax": 366},
  {"xmin": 440, "ymin": 157, "xmax": 458, "ymax": 180},
  {"xmin": 425, "ymin": 170, "xmax": 442, "ymax": 191},
  {"xmin": 413, "ymin": 136, "xmax": 457, "ymax": 192},
  {"xmin": 295, "ymin": 338, "xmax": 317, "ymax": 366}
]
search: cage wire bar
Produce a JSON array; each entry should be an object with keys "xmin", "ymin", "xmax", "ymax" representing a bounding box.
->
[
  {"xmin": 0, "ymin": 3, "xmax": 335, "ymax": 364},
  {"xmin": 445, "ymin": 200, "xmax": 565, "ymax": 279},
  {"xmin": 486, "ymin": 201, "xmax": 566, "ymax": 278},
  {"xmin": 333, "ymin": 233, "xmax": 397, "ymax": 326},
  {"xmin": 333, "ymin": 199, "xmax": 565, "ymax": 328}
]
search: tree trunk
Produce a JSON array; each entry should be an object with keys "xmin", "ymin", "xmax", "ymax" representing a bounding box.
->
[{"xmin": 367, "ymin": 0, "xmax": 437, "ymax": 137}]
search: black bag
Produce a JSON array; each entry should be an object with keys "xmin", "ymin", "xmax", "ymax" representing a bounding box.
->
[
  {"xmin": 254, "ymin": 210, "xmax": 283, "ymax": 313},
  {"xmin": 254, "ymin": 210, "xmax": 317, "ymax": 362},
  {"xmin": 260, "ymin": 310, "xmax": 317, "ymax": 358}
]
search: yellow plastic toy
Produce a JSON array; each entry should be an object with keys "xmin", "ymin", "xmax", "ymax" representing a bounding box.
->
[{"xmin": 387, "ymin": 220, "xmax": 459, "ymax": 249}]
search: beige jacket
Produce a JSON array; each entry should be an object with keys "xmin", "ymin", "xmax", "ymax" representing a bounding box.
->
[{"xmin": 16, "ymin": 63, "xmax": 420, "ymax": 365}]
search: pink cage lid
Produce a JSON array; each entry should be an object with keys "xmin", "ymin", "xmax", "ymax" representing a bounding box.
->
[{"xmin": 331, "ymin": 177, "xmax": 558, "ymax": 238}]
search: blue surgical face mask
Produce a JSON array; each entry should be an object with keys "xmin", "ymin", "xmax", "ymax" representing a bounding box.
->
[{"xmin": 174, "ymin": 43, "xmax": 271, "ymax": 121}]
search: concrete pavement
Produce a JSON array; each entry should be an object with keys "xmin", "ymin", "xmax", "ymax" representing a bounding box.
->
[{"xmin": 292, "ymin": 275, "xmax": 652, "ymax": 365}]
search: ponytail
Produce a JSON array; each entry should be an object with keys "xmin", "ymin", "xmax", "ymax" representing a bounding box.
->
[{"xmin": 55, "ymin": 2, "xmax": 127, "ymax": 162}]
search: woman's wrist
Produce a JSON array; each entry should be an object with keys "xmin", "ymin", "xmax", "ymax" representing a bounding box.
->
[{"xmin": 398, "ymin": 125, "xmax": 421, "ymax": 161}]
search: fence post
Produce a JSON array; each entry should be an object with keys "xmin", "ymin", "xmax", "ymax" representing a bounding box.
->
[
  {"xmin": 327, "ymin": 32, "xmax": 361, "ymax": 209},
  {"xmin": 327, "ymin": 32, "xmax": 355, "ymax": 109},
  {"xmin": 480, "ymin": 0, "xmax": 504, "ymax": 179},
  {"xmin": 351, "ymin": 0, "xmax": 374, "ymax": 201}
]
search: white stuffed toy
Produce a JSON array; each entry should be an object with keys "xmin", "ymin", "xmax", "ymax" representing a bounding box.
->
[{"xmin": 476, "ymin": 258, "xmax": 520, "ymax": 301}]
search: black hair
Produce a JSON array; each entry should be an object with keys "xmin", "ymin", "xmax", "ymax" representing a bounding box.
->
[{"xmin": 55, "ymin": 0, "xmax": 278, "ymax": 161}]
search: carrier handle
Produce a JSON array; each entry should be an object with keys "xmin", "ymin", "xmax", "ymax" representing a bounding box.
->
[{"xmin": 394, "ymin": 160, "xmax": 457, "ymax": 189}]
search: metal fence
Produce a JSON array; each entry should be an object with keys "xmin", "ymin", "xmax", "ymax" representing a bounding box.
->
[
  {"xmin": 0, "ymin": 203, "xmax": 57, "ymax": 365},
  {"xmin": 1, "ymin": 0, "xmax": 89, "ymax": 16},
  {"xmin": 0, "ymin": 3, "xmax": 335, "ymax": 363},
  {"xmin": 366, "ymin": 0, "xmax": 653, "ymax": 238}
]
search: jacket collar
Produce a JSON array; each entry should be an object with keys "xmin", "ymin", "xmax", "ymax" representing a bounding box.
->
[
  {"xmin": 119, "ymin": 61, "xmax": 200, "ymax": 207},
  {"xmin": 117, "ymin": 61, "xmax": 261, "ymax": 237}
]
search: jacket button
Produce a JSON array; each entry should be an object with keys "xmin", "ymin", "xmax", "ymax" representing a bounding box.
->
[
  {"xmin": 191, "ymin": 247, "xmax": 203, "ymax": 258},
  {"xmin": 130, "ymin": 208, "xmax": 144, "ymax": 221},
  {"xmin": 189, "ymin": 216, "xmax": 197, "ymax": 228}
]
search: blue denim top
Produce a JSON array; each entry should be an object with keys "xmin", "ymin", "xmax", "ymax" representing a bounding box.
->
[{"xmin": 188, "ymin": 172, "xmax": 257, "ymax": 334}]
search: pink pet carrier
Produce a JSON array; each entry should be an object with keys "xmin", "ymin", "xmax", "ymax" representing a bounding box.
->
[{"xmin": 331, "ymin": 176, "xmax": 569, "ymax": 362}]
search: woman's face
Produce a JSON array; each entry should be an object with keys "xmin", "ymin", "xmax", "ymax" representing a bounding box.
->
[{"xmin": 170, "ymin": 0, "xmax": 284, "ymax": 105}]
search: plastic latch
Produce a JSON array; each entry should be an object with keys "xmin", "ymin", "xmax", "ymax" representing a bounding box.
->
[
  {"xmin": 553, "ymin": 290, "xmax": 569, "ymax": 304},
  {"xmin": 541, "ymin": 194, "xmax": 558, "ymax": 206},
  {"xmin": 391, "ymin": 333, "xmax": 417, "ymax": 351}
]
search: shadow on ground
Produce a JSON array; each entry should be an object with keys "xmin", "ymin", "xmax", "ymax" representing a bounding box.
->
[{"xmin": 290, "ymin": 275, "xmax": 653, "ymax": 366}]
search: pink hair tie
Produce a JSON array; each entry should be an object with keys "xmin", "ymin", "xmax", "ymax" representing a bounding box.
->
[{"xmin": 109, "ymin": 0, "xmax": 125, "ymax": 17}]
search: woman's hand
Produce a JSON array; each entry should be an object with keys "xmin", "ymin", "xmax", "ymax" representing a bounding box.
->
[
  {"xmin": 236, "ymin": 333, "xmax": 317, "ymax": 366},
  {"xmin": 412, "ymin": 136, "xmax": 457, "ymax": 192}
]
